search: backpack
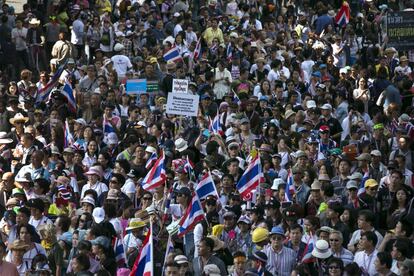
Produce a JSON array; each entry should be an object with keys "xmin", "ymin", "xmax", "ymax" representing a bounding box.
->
[{"xmin": 100, "ymin": 29, "xmax": 111, "ymax": 46}]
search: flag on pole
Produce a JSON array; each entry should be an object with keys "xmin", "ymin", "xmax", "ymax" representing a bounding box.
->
[
  {"xmin": 209, "ymin": 112, "xmax": 224, "ymax": 136},
  {"xmin": 177, "ymin": 193, "xmax": 205, "ymax": 237},
  {"xmin": 236, "ymin": 156, "xmax": 264, "ymax": 199},
  {"xmin": 161, "ymin": 235, "xmax": 174, "ymax": 276},
  {"xmin": 195, "ymin": 172, "xmax": 219, "ymax": 201},
  {"xmin": 61, "ymin": 81, "xmax": 76, "ymax": 113},
  {"xmin": 358, "ymin": 171, "xmax": 370, "ymax": 196},
  {"xmin": 36, "ymin": 62, "xmax": 66, "ymax": 104},
  {"xmin": 130, "ymin": 224, "xmax": 153, "ymax": 276},
  {"xmin": 284, "ymin": 169, "xmax": 296, "ymax": 202},
  {"xmin": 114, "ymin": 237, "xmax": 126, "ymax": 267},
  {"xmin": 64, "ymin": 120, "xmax": 75, "ymax": 148},
  {"xmin": 335, "ymin": 1, "xmax": 350, "ymax": 26},
  {"xmin": 103, "ymin": 117, "xmax": 115, "ymax": 134},
  {"xmin": 142, "ymin": 151, "xmax": 167, "ymax": 191},
  {"xmin": 192, "ymin": 38, "xmax": 202, "ymax": 61}
]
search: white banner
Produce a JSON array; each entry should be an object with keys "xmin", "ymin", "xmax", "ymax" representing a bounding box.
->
[
  {"xmin": 172, "ymin": 79, "xmax": 189, "ymax": 94},
  {"xmin": 166, "ymin": 93, "xmax": 199, "ymax": 117}
]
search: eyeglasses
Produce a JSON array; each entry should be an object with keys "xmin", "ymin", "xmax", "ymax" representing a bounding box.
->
[{"xmin": 329, "ymin": 266, "xmax": 340, "ymax": 270}]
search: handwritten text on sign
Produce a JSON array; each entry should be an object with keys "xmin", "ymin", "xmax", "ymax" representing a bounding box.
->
[
  {"xmin": 172, "ymin": 79, "xmax": 189, "ymax": 94},
  {"xmin": 166, "ymin": 93, "xmax": 199, "ymax": 117}
]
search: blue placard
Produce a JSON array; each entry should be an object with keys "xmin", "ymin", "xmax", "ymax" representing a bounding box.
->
[{"xmin": 126, "ymin": 79, "xmax": 147, "ymax": 94}]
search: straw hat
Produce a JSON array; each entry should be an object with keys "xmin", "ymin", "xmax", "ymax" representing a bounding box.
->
[
  {"xmin": 10, "ymin": 239, "xmax": 30, "ymax": 251},
  {"xmin": 126, "ymin": 218, "xmax": 147, "ymax": 231},
  {"xmin": 9, "ymin": 113, "xmax": 29, "ymax": 125}
]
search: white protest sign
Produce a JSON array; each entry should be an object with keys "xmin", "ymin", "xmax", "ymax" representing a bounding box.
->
[
  {"xmin": 166, "ymin": 93, "xmax": 199, "ymax": 117},
  {"xmin": 172, "ymin": 79, "xmax": 189, "ymax": 94}
]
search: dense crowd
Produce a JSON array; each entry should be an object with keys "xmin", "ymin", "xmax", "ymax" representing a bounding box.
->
[{"xmin": 0, "ymin": 0, "xmax": 414, "ymax": 275}]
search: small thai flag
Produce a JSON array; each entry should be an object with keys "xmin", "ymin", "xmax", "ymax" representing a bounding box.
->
[
  {"xmin": 358, "ymin": 171, "xmax": 370, "ymax": 196},
  {"xmin": 57, "ymin": 185, "xmax": 71, "ymax": 200},
  {"xmin": 177, "ymin": 193, "xmax": 205, "ymax": 237},
  {"xmin": 142, "ymin": 151, "xmax": 167, "ymax": 191},
  {"xmin": 285, "ymin": 169, "xmax": 296, "ymax": 202},
  {"xmin": 192, "ymin": 38, "xmax": 202, "ymax": 61},
  {"xmin": 195, "ymin": 172, "xmax": 219, "ymax": 201},
  {"xmin": 233, "ymin": 92, "xmax": 241, "ymax": 106},
  {"xmin": 130, "ymin": 224, "xmax": 153, "ymax": 276},
  {"xmin": 163, "ymin": 47, "xmax": 182, "ymax": 63},
  {"xmin": 114, "ymin": 237, "xmax": 126, "ymax": 267},
  {"xmin": 161, "ymin": 235, "xmax": 174, "ymax": 276},
  {"xmin": 236, "ymin": 156, "xmax": 264, "ymax": 200},
  {"xmin": 335, "ymin": 1, "xmax": 350, "ymax": 27},
  {"xmin": 61, "ymin": 81, "xmax": 76, "ymax": 113},
  {"xmin": 145, "ymin": 152, "xmax": 157, "ymax": 170},
  {"xmin": 103, "ymin": 118, "xmax": 115, "ymax": 134},
  {"xmin": 209, "ymin": 113, "xmax": 224, "ymax": 136},
  {"xmin": 36, "ymin": 62, "xmax": 66, "ymax": 104},
  {"xmin": 64, "ymin": 120, "xmax": 75, "ymax": 148}
]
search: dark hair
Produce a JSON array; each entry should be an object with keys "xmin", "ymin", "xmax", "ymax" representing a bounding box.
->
[
  {"xmin": 165, "ymin": 261, "xmax": 180, "ymax": 269},
  {"xmin": 377, "ymin": 252, "xmax": 393, "ymax": 269},
  {"xmin": 305, "ymin": 215, "xmax": 320, "ymax": 229},
  {"xmin": 57, "ymin": 215, "xmax": 71, "ymax": 232},
  {"xmin": 201, "ymin": 237, "xmax": 215, "ymax": 252},
  {"xmin": 321, "ymin": 182, "xmax": 334, "ymax": 197},
  {"xmin": 233, "ymin": 251, "xmax": 246, "ymax": 258},
  {"xmin": 18, "ymin": 207, "xmax": 31, "ymax": 218},
  {"xmin": 31, "ymin": 253, "xmax": 48, "ymax": 271},
  {"xmin": 78, "ymin": 240, "xmax": 92, "ymax": 251},
  {"xmin": 289, "ymin": 223, "xmax": 303, "ymax": 233},
  {"xmin": 399, "ymin": 218, "xmax": 413, "ymax": 237},
  {"xmin": 358, "ymin": 209, "xmax": 375, "ymax": 226},
  {"xmin": 361, "ymin": 231, "xmax": 378, "ymax": 247},
  {"xmin": 344, "ymin": 262, "xmax": 362, "ymax": 275},
  {"xmin": 74, "ymin": 253, "xmax": 91, "ymax": 271},
  {"xmin": 327, "ymin": 257, "xmax": 344, "ymax": 270},
  {"xmin": 17, "ymin": 224, "xmax": 37, "ymax": 242},
  {"xmin": 111, "ymin": 173, "xmax": 125, "ymax": 185},
  {"xmin": 103, "ymin": 203, "xmax": 117, "ymax": 219},
  {"xmin": 393, "ymin": 238, "xmax": 410, "ymax": 258},
  {"xmin": 115, "ymin": 159, "xmax": 131, "ymax": 174}
]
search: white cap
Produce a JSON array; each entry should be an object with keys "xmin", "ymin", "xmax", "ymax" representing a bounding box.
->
[
  {"xmin": 321, "ymin": 103, "xmax": 332, "ymax": 110},
  {"xmin": 92, "ymin": 207, "xmax": 105, "ymax": 223},
  {"xmin": 173, "ymin": 12, "xmax": 181, "ymax": 17},
  {"xmin": 370, "ymin": 150, "xmax": 381, "ymax": 157},
  {"xmin": 339, "ymin": 68, "xmax": 348, "ymax": 74},
  {"xmin": 306, "ymin": 100, "xmax": 317, "ymax": 109}
]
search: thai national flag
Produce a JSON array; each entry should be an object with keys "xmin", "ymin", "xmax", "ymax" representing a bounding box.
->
[
  {"xmin": 236, "ymin": 156, "xmax": 264, "ymax": 199},
  {"xmin": 142, "ymin": 151, "xmax": 167, "ymax": 191},
  {"xmin": 36, "ymin": 62, "xmax": 66, "ymax": 104},
  {"xmin": 145, "ymin": 152, "xmax": 157, "ymax": 170},
  {"xmin": 177, "ymin": 193, "xmax": 205, "ymax": 237},
  {"xmin": 114, "ymin": 237, "xmax": 126, "ymax": 267},
  {"xmin": 335, "ymin": 1, "xmax": 350, "ymax": 27},
  {"xmin": 184, "ymin": 155, "xmax": 195, "ymax": 180},
  {"xmin": 57, "ymin": 185, "xmax": 71, "ymax": 200},
  {"xmin": 196, "ymin": 172, "xmax": 219, "ymax": 201},
  {"xmin": 163, "ymin": 47, "xmax": 182, "ymax": 63},
  {"xmin": 161, "ymin": 235, "xmax": 174, "ymax": 276},
  {"xmin": 233, "ymin": 92, "xmax": 241, "ymax": 106},
  {"xmin": 130, "ymin": 226, "xmax": 153, "ymax": 276},
  {"xmin": 358, "ymin": 171, "xmax": 370, "ymax": 196},
  {"xmin": 192, "ymin": 38, "xmax": 202, "ymax": 61},
  {"xmin": 285, "ymin": 169, "xmax": 296, "ymax": 202},
  {"xmin": 61, "ymin": 81, "xmax": 76, "ymax": 113},
  {"xmin": 64, "ymin": 120, "xmax": 75, "ymax": 148},
  {"xmin": 209, "ymin": 113, "xmax": 224, "ymax": 136},
  {"xmin": 103, "ymin": 118, "xmax": 115, "ymax": 134}
]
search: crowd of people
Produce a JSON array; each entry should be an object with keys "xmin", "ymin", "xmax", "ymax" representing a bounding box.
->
[{"xmin": 0, "ymin": 0, "xmax": 414, "ymax": 275}]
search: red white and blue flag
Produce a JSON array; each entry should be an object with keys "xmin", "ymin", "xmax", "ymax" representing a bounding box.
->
[
  {"xmin": 192, "ymin": 38, "xmax": 202, "ymax": 61},
  {"xmin": 335, "ymin": 1, "xmax": 350, "ymax": 27},
  {"xmin": 177, "ymin": 193, "xmax": 205, "ymax": 237},
  {"xmin": 184, "ymin": 155, "xmax": 195, "ymax": 180},
  {"xmin": 145, "ymin": 152, "xmax": 158, "ymax": 170},
  {"xmin": 196, "ymin": 172, "xmax": 219, "ymax": 201},
  {"xmin": 233, "ymin": 92, "xmax": 241, "ymax": 106},
  {"xmin": 142, "ymin": 151, "xmax": 167, "ymax": 191},
  {"xmin": 161, "ymin": 235, "xmax": 174, "ymax": 276},
  {"xmin": 114, "ymin": 237, "xmax": 126, "ymax": 267},
  {"xmin": 358, "ymin": 171, "xmax": 370, "ymax": 196},
  {"xmin": 236, "ymin": 156, "xmax": 264, "ymax": 199},
  {"xmin": 285, "ymin": 169, "xmax": 296, "ymax": 202},
  {"xmin": 64, "ymin": 120, "xmax": 75, "ymax": 148},
  {"xmin": 163, "ymin": 46, "xmax": 182, "ymax": 63},
  {"xmin": 209, "ymin": 113, "xmax": 224, "ymax": 136},
  {"xmin": 130, "ymin": 225, "xmax": 153, "ymax": 276},
  {"xmin": 35, "ymin": 63, "xmax": 66, "ymax": 104},
  {"xmin": 57, "ymin": 185, "xmax": 71, "ymax": 200},
  {"xmin": 103, "ymin": 118, "xmax": 115, "ymax": 134},
  {"xmin": 61, "ymin": 81, "xmax": 76, "ymax": 113}
]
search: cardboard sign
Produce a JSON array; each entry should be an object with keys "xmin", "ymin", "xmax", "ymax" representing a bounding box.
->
[
  {"xmin": 387, "ymin": 11, "xmax": 414, "ymax": 50},
  {"xmin": 126, "ymin": 79, "xmax": 147, "ymax": 94},
  {"xmin": 166, "ymin": 93, "xmax": 199, "ymax": 117},
  {"xmin": 172, "ymin": 79, "xmax": 189, "ymax": 94}
]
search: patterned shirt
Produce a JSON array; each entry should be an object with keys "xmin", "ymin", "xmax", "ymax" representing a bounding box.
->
[{"xmin": 263, "ymin": 245, "xmax": 296, "ymax": 276}]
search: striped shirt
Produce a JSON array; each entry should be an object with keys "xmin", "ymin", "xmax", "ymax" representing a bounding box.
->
[
  {"xmin": 332, "ymin": 248, "xmax": 354, "ymax": 265},
  {"xmin": 263, "ymin": 245, "xmax": 296, "ymax": 276}
]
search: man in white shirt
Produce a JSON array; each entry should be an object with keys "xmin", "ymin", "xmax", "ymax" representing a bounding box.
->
[
  {"xmin": 354, "ymin": 231, "xmax": 378, "ymax": 275},
  {"xmin": 71, "ymin": 13, "xmax": 86, "ymax": 59},
  {"xmin": 11, "ymin": 19, "xmax": 29, "ymax": 70},
  {"xmin": 27, "ymin": 198, "xmax": 52, "ymax": 233},
  {"xmin": 348, "ymin": 210, "xmax": 383, "ymax": 253},
  {"xmin": 111, "ymin": 43, "xmax": 132, "ymax": 79}
]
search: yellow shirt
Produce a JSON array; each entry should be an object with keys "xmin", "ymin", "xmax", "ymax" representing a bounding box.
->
[{"xmin": 203, "ymin": 27, "xmax": 224, "ymax": 45}]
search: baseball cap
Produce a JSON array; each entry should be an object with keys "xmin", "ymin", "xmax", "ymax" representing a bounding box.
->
[{"xmin": 364, "ymin": 179, "xmax": 378, "ymax": 188}]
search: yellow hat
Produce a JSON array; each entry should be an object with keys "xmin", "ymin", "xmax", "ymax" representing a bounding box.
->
[
  {"xmin": 126, "ymin": 218, "xmax": 146, "ymax": 231},
  {"xmin": 365, "ymin": 179, "xmax": 378, "ymax": 188},
  {"xmin": 252, "ymin": 227, "xmax": 269, "ymax": 243}
]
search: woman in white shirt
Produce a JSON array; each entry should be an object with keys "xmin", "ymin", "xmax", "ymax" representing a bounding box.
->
[
  {"xmin": 82, "ymin": 140, "xmax": 99, "ymax": 168},
  {"xmin": 353, "ymin": 78, "xmax": 370, "ymax": 113},
  {"xmin": 212, "ymin": 60, "xmax": 232, "ymax": 100},
  {"xmin": 81, "ymin": 166, "xmax": 108, "ymax": 198}
]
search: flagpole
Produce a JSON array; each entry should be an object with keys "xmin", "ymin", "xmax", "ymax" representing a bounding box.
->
[{"xmin": 150, "ymin": 219, "xmax": 154, "ymax": 276}]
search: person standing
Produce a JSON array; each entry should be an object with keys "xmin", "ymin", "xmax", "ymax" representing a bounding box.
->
[
  {"xmin": 353, "ymin": 231, "xmax": 378, "ymax": 275},
  {"xmin": 11, "ymin": 19, "xmax": 29, "ymax": 73}
]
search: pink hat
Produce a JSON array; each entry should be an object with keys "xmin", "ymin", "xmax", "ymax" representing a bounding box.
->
[
  {"xmin": 85, "ymin": 166, "xmax": 103, "ymax": 178},
  {"xmin": 117, "ymin": 268, "xmax": 131, "ymax": 276}
]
